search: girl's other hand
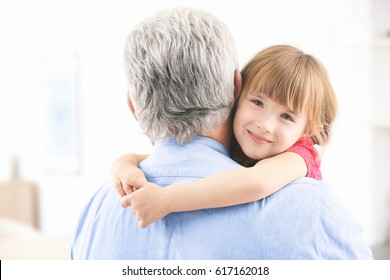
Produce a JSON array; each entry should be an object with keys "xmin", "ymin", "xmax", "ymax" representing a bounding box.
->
[{"xmin": 111, "ymin": 154, "xmax": 147, "ymax": 196}]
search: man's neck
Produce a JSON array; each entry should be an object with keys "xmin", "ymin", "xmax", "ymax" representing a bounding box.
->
[{"xmin": 204, "ymin": 119, "xmax": 232, "ymax": 151}]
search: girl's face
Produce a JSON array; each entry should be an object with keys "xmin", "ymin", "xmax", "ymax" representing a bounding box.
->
[{"xmin": 233, "ymin": 91, "xmax": 308, "ymax": 161}]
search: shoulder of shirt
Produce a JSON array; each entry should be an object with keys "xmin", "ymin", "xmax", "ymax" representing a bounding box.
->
[
  {"xmin": 283, "ymin": 178, "xmax": 367, "ymax": 258},
  {"xmin": 83, "ymin": 180, "xmax": 119, "ymax": 206},
  {"xmin": 277, "ymin": 177, "xmax": 339, "ymax": 207}
]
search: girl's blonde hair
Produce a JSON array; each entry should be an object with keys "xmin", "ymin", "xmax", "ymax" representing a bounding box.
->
[{"xmin": 240, "ymin": 45, "xmax": 338, "ymax": 147}]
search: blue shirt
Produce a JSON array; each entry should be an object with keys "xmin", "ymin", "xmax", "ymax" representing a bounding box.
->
[{"xmin": 71, "ymin": 137, "xmax": 372, "ymax": 259}]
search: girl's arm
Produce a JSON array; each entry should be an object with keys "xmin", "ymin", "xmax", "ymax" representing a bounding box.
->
[
  {"xmin": 121, "ymin": 152, "xmax": 306, "ymax": 228},
  {"xmin": 111, "ymin": 153, "xmax": 149, "ymax": 196},
  {"xmin": 167, "ymin": 151, "xmax": 306, "ymax": 209}
]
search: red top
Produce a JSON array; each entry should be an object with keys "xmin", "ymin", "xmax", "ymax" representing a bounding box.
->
[{"xmin": 287, "ymin": 137, "xmax": 322, "ymax": 180}]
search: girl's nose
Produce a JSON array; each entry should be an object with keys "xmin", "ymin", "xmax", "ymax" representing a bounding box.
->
[{"xmin": 255, "ymin": 116, "xmax": 275, "ymax": 133}]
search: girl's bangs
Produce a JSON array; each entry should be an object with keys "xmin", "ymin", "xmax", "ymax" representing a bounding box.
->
[{"xmin": 247, "ymin": 68, "xmax": 312, "ymax": 115}]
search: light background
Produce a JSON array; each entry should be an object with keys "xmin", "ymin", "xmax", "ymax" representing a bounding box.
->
[{"xmin": 0, "ymin": 0, "xmax": 389, "ymax": 252}]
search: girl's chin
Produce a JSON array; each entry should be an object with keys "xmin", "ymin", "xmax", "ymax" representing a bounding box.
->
[{"xmin": 244, "ymin": 152, "xmax": 265, "ymax": 161}]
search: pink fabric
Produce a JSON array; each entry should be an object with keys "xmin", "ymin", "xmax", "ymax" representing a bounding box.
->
[{"xmin": 287, "ymin": 137, "xmax": 322, "ymax": 180}]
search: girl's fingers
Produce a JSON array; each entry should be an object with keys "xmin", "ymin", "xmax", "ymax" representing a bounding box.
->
[
  {"xmin": 120, "ymin": 192, "xmax": 134, "ymax": 208},
  {"xmin": 113, "ymin": 178, "xmax": 126, "ymax": 197},
  {"xmin": 125, "ymin": 176, "xmax": 146, "ymax": 190},
  {"xmin": 123, "ymin": 183, "xmax": 134, "ymax": 195}
]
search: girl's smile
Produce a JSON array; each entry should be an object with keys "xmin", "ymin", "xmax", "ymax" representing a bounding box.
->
[{"xmin": 247, "ymin": 130, "xmax": 273, "ymax": 144}]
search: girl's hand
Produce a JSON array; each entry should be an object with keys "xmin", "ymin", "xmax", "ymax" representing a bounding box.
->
[
  {"xmin": 111, "ymin": 154, "xmax": 147, "ymax": 196},
  {"xmin": 120, "ymin": 182, "xmax": 171, "ymax": 228}
]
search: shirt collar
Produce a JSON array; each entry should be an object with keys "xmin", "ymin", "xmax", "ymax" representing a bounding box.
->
[{"xmin": 153, "ymin": 136, "xmax": 230, "ymax": 157}]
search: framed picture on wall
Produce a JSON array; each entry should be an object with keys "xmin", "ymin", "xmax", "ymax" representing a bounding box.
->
[{"xmin": 42, "ymin": 53, "xmax": 81, "ymax": 174}]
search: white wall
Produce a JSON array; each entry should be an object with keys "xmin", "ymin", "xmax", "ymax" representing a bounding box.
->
[{"xmin": 0, "ymin": 0, "xmax": 384, "ymax": 246}]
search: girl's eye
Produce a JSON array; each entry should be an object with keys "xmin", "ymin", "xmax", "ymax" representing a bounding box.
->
[
  {"xmin": 250, "ymin": 99, "xmax": 263, "ymax": 107},
  {"xmin": 281, "ymin": 113, "xmax": 294, "ymax": 122}
]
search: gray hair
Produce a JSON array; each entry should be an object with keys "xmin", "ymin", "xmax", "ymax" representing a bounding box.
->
[{"xmin": 124, "ymin": 7, "xmax": 238, "ymax": 144}]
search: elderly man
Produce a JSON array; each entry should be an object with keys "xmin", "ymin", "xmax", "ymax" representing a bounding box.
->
[{"xmin": 71, "ymin": 7, "xmax": 372, "ymax": 259}]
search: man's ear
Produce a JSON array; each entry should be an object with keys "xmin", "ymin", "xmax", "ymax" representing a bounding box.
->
[
  {"xmin": 127, "ymin": 92, "xmax": 137, "ymax": 120},
  {"xmin": 234, "ymin": 69, "xmax": 242, "ymax": 101}
]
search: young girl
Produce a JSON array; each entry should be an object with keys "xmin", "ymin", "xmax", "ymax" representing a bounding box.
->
[{"xmin": 113, "ymin": 45, "xmax": 338, "ymax": 228}]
